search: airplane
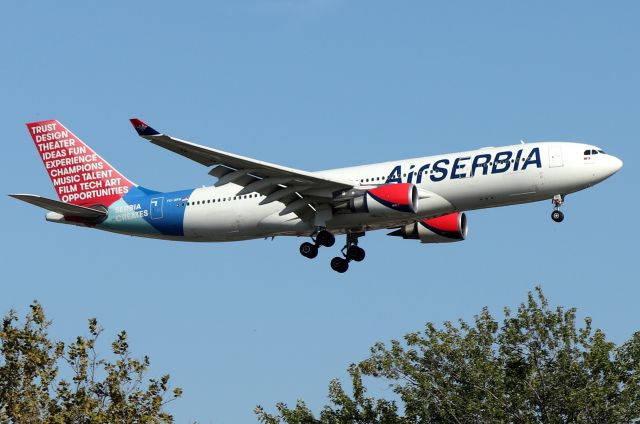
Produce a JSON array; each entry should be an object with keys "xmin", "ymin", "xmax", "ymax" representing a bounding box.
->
[{"xmin": 11, "ymin": 119, "xmax": 623, "ymax": 273}]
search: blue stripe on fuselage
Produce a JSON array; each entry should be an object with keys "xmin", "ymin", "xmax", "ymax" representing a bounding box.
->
[{"xmin": 116, "ymin": 186, "xmax": 194, "ymax": 236}]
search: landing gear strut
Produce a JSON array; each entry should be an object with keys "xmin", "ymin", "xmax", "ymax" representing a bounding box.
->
[
  {"xmin": 551, "ymin": 194, "xmax": 565, "ymax": 223},
  {"xmin": 330, "ymin": 231, "xmax": 366, "ymax": 273},
  {"xmin": 299, "ymin": 229, "xmax": 335, "ymax": 259}
]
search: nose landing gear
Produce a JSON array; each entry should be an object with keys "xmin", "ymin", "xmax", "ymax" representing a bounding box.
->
[
  {"xmin": 551, "ymin": 194, "xmax": 565, "ymax": 223},
  {"xmin": 299, "ymin": 229, "xmax": 335, "ymax": 259},
  {"xmin": 330, "ymin": 231, "xmax": 366, "ymax": 273}
]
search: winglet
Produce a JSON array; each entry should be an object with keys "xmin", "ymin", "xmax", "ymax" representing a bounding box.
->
[{"xmin": 129, "ymin": 118, "xmax": 160, "ymax": 136}]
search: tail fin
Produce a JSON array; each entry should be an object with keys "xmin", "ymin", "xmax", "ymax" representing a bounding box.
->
[{"xmin": 26, "ymin": 120, "xmax": 134, "ymax": 207}]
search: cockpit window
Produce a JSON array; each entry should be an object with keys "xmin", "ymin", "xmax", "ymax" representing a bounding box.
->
[
  {"xmin": 591, "ymin": 149, "xmax": 599, "ymax": 155},
  {"xmin": 598, "ymin": 150, "xmax": 606, "ymax": 154},
  {"xmin": 584, "ymin": 150, "xmax": 591, "ymax": 155}
]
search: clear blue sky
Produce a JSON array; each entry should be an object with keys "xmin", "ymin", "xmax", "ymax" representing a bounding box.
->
[{"xmin": 1, "ymin": 1, "xmax": 638, "ymax": 422}]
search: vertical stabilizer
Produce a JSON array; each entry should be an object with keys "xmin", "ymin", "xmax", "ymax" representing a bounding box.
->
[{"xmin": 26, "ymin": 120, "xmax": 134, "ymax": 207}]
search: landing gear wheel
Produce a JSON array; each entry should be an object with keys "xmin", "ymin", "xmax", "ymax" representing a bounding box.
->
[
  {"xmin": 346, "ymin": 246, "xmax": 366, "ymax": 262},
  {"xmin": 300, "ymin": 242, "xmax": 318, "ymax": 259},
  {"xmin": 316, "ymin": 230, "xmax": 335, "ymax": 247},
  {"xmin": 551, "ymin": 210, "xmax": 564, "ymax": 223},
  {"xmin": 330, "ymin": 257, "xmax": 349, "ymax": 273}
]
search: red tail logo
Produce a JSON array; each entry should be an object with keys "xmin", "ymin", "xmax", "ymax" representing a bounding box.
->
[{"xmin": 27, "ymin": 120, "xmax": 134, "ymax": 207}]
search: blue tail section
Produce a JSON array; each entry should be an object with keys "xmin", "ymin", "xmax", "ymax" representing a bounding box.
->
[{"xmin": 98, "ymin": 186, "xmax": 194, "ymax": 237}]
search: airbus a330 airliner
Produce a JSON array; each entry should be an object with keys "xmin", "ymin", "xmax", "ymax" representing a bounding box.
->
[{"xmin": 11, "ymin": 119, "xmax": 623, "ymax": 272}]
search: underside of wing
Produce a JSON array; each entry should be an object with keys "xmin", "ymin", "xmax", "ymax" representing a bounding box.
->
[{"xmin": 130, "ymin": 119, "xmax": 356, "ymax": 220}]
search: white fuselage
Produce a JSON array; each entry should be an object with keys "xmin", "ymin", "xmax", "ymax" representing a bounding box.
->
[{"xmin": 153, "ymin": 141, "xmax": 620, "ymax": 242}]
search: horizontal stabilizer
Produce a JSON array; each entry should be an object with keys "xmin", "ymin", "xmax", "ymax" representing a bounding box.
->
[{"xmin": 9, "ymin": 194, "xmax": 107, "ymax": 220}]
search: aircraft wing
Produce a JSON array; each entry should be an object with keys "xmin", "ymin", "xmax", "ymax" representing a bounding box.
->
[
  {"xmin": 9, "ymin": 194, "xmax": 107, "ymax": 220},
  {"xmin": 130, "ymin": 119, "xmax": 356, "ymax": 219}
]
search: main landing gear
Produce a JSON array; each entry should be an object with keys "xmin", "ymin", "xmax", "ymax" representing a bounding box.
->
[
  {"xmin": 551, "ymin": 194, "xmax": 565, "ymax": 223},
  {"xmin": 330, "ymin": 232, "xmax": 366, "ymax": 274},
  {"xmin": 299, "ymin": 229, "xmax": 335, "ymax": 259},
  {"xmin": 299, "ymin": 229, "xmax": 366, "ymax": 273}
]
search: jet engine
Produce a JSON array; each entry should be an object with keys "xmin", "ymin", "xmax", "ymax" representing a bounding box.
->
[
  {"xmin": 348, "ymin": 183, "xmax": 419, "ymax": 217},
  {"xmin": 388, "ymin": 212, "xmax": 468, "ymax": 243}
]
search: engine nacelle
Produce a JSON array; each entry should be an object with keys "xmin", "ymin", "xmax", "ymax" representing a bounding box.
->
[
  {"xmin": 389, "ymin": 212, "xmax": 468, "ymax": 243},
  {"xmin": 349, "ymin": 183, "xmax": 418, "ymax": 217}
]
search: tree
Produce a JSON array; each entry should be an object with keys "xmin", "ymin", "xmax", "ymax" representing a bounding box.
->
[
  {"xmin": 0, "ymin": 302, "xmax": 182, "ymax": 423},
  {"xmin": 256, "ymin": 287, "xmax": 640, "ymax": 423}
]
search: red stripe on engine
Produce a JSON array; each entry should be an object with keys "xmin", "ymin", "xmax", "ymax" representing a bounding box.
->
[
  {"xmin": 422, "ymin": 213, "xmax": 460, "ymax": 233},
  {"xmin": 368, "ymin": 183, "xmax": 412, "ymax": 206}
]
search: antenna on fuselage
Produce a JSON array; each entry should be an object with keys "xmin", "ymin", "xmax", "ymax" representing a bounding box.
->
[{"xmin": 520, "ymin": 140, "xmax": 526, "ymax": 144}]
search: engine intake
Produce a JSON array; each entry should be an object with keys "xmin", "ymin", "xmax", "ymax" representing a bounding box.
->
[{"xmin": 389, "ymin": 212, "xmax": 468, "ymax": 243}]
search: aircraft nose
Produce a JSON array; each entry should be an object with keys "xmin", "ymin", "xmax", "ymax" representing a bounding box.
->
[
  {"xmin": 602, "ymin": 155, "xmax": 623, "ymax": 178},
  {"xmin": 611, "ymin": 155, "xmax": 623, "ymax": 173}
]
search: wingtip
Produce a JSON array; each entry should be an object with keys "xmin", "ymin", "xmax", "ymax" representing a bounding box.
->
[{"xmin": 129, "ymin": 118, "xmax": 160, "ymax": 136}]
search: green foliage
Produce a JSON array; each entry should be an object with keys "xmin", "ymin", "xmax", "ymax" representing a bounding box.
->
[
  {"xmin": 256, "ymin": 287, "xmax": 640, "ymax": 423},
  {"xmin": 0, "ymin": 302, "xmax": 182, "ymax": 423}
]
